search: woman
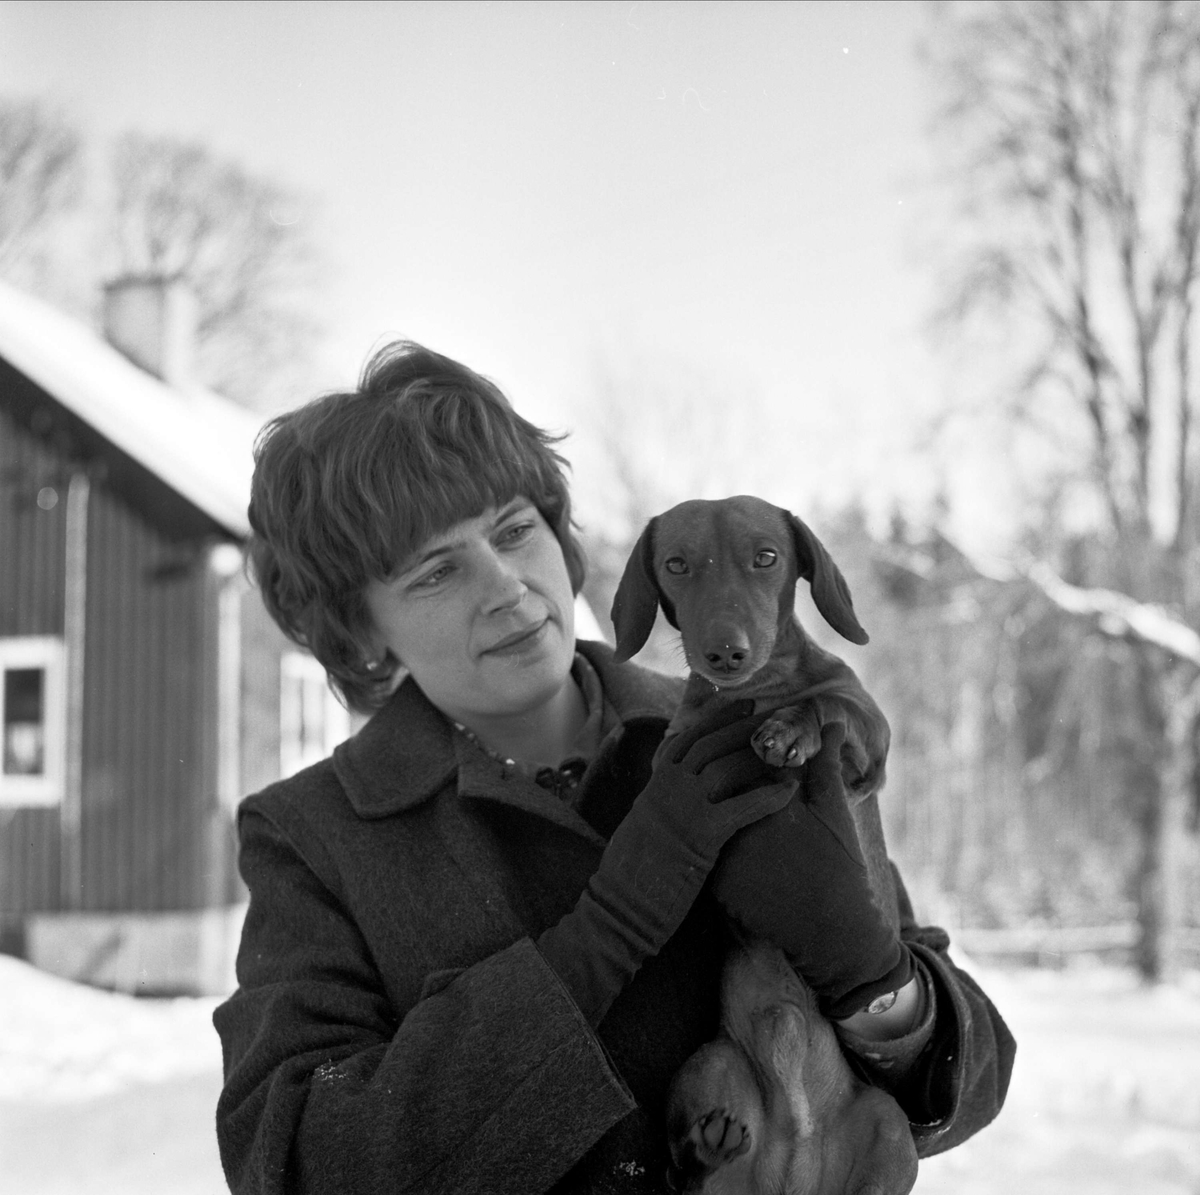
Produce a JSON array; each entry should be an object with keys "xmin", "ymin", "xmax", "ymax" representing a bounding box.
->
[{"xmin": 214, "ymin": 342, "xmax": 1014, "ymax": 1194}]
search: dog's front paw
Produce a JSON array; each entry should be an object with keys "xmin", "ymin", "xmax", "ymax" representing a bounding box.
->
[{"xmin": 752, "ymin": 709, "xmax": 821, "ymax": 768}]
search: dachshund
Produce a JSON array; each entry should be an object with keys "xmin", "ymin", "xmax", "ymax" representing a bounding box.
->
[
  {"xmin": 611, "ymin": 496, "xmax": 913, "ymax": 1194},
  {"xmin": 610, "ymin": 495, "xmax": 889, "ymax": 802}
]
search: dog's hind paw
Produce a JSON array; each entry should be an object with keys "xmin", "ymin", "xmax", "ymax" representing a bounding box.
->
[
  {"xmin": 687, "ymin": 1107, "xmax": 752, "ymax": 1170},
  {"xmin": 752, "ymin": 710, "xmax": 821, "ymax": 769}
]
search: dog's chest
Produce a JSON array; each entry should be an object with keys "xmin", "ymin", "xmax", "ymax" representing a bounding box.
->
[{"xmin": 669, "ymin": 669, "xmax": 815, "ymax": 736}]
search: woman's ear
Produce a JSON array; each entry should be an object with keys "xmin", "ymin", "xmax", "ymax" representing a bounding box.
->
[{"xmin": 359, "ymin": 631, "xmax": 398, "ymax": 672}]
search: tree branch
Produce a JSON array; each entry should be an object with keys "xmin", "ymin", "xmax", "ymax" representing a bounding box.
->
[{"xmin": 1025, "ymin": 558, "xmax": 1200, "ymax": 666}]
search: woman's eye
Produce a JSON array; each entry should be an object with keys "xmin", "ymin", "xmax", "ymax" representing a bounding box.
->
[
  {"xmin": 413, "ymin": 563, "xmax": 452, "ymax": 589},
  {"xmin": 664, "ymin": 558, "xmax": 688, "ymax": 575},
  {"xmin": 754, "ymin": 550, "xmax": 777, "ymax": 568},
  {"xmin": 500, "ymin": 521, "xmax": 536, "ymax": 546}
]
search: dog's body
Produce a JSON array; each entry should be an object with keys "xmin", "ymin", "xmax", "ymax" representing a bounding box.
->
[
  {"xmin": 665, "ymin": 938, "xmax": 917, "ymax": 1195},
  {"xmin": 610, "ymin": 496, "xmax": 913, "ymax": 1195}
]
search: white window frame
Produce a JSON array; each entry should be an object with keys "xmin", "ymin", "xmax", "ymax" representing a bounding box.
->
[
  {"xmin": 279, "ymin": 651, "xmax": 352, "ymax": 778},
  {"xmin": 0, "ymin": 635, "xmax": 66, "ymax": 807}
]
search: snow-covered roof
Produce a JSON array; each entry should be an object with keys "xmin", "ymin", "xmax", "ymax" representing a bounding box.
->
[{"xmin": 0, "ymin": 279, "xmax": 264, "ymax": 537}]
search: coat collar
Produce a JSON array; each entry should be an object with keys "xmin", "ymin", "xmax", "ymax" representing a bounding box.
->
[{"xmin": 332, "ymin": 639, "xmax": 682, "ymax": 820}]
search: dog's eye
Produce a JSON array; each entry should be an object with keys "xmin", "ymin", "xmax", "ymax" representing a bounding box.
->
[
  {"xmin": 754, "ymin": 550, "xmax": 778, "ymax": 568},
  {"xmin": 664, "ymin": 558, "xmax": 689, "ymax": 575}
]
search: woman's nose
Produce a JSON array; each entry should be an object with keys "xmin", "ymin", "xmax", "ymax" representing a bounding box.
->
[{"xmin": 480, "ymin": 549, "xmax": 527, "ymax": 611}]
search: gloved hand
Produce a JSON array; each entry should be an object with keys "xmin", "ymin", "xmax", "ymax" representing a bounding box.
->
[
  {"xmin": 710, "ymin": 722, "xmax": 914, "ymax": 1020},
  {"xmin": 538, "ymin": 700, "xmax": 797, "ymax": 1026}
]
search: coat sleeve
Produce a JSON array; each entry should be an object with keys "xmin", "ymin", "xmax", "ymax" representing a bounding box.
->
[
  {"xmin": 886, "ymin": 865, "xmax": 1017, "ymax": 1157},
  {"xmin": 213, "ymin": 805, "xmax": 636, "ymax": 1195}
]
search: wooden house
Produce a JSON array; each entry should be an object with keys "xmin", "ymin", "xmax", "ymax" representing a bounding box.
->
[{"xmin": 0, "ymin": 278, "xmax": 352, "ymax": 995}]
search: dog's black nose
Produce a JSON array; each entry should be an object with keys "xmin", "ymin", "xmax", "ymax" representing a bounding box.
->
[{"xmin": 704, "ymin": 646, "xmax": 748, "ymax": 674}]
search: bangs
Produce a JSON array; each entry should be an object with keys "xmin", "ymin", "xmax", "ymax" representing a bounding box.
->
[
  {"xmin": 318, "ymin": 386, "xmax": 568, "ymax": 588},
  {"xmin": 373, "ymin": 453, "xmax": 538, "ymax": 579}
]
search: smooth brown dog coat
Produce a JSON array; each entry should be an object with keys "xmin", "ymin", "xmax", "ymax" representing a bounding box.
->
[{"xmin": 610, "ymin": 497, "xmax": 914, "ymax": 1194}]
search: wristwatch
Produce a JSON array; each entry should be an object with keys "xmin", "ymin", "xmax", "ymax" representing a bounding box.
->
[{"xmin": 863, "ymin": 989, "xmax": 899, "ymax": 1015}]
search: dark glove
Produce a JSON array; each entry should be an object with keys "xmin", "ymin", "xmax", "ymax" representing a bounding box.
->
[
  {"xmin": 710, "ymin": 722, "xmax": 914, "ymax": 1020},
  {"xmin": 538, "ymin": 700, "xmax": 797, "ymax": 1026}
]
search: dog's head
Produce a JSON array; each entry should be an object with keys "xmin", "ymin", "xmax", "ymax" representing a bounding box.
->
[{"xmin": 610, "ymin": 496, "xmax": 867, "ymax": 683}]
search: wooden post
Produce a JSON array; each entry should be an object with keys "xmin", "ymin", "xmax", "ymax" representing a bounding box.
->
[
  {"xmin": 193, "ymin": 543, "xmax": 245, "ymax": 992},
  {"xmin": 1159, "ymin": 670, "xmax": 1200, "ymax": 982},
  {"xmin": 59, "ymin": 469, "xmax": 89, "ymax": 911},
  {"xmin": 206, "ymin": 543, "xmax": 244, "ymax": 911}
]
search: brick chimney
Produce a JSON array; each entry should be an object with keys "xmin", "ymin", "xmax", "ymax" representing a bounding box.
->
[{"xmin": 102, "ymin": 275, "xmax": 197, "ymax": 389}]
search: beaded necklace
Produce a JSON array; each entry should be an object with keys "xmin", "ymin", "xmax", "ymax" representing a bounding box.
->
[{"xmin": 449, "ymin": 653, "xmax": 611, "ymax": 804}]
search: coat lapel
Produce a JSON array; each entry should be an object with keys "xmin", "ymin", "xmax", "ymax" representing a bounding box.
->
[
  {"xmin": 453, "ymin": 743, "xmax": 607, "ymax": 847},
  {"xmin": 332, "ymin": 679, "xmax": 457, "ymax": 818},
  {"xmin": 332, "ymin": 640, "xmax": 682, "ymax": 823}
]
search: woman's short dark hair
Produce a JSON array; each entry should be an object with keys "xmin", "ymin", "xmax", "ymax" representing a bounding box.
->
[{"xmin": 247, "ymin": 341, "xmax": 585, "ymax": 713}]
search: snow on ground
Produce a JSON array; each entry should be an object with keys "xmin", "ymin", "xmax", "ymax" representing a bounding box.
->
[
  {"xmin": 916, "ymin": 959, "xmax": 1200, "ymax": 1195},
  {"xmin": 0, "ymin": 954, "xmax": 227, "ymax": 1194},
  {"xmin": 0, "ymin": 956, "xmax": 222, "ymax": 1104},
  {"xmin": 0, "ymin": 952, "xmax": 1198, "ymax": 1193}
]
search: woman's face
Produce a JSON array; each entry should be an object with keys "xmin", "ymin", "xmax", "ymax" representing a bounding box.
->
[{"xmin": 362, "ymin": 497, "xmax": 578, "ymax": 725}]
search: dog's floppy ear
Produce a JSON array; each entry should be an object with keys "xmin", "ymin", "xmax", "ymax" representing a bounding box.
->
[
  {"xmin": 786, "ymin": 511, "xmax": 869, "ymax": 645},
  {"xmin": 611, "ymin": 518, "xmax": 665, "ymax": 661}
]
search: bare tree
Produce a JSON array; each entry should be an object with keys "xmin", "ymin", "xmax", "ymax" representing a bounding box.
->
[
  {"xmin": 931, "ymin": 0, "xmax": 1200, "ymax": 589},
  {"xmin": 109, "ymin": 132, "xmax": 322, "ymax": 411},
  {"xmin": 0, "ymin": 98, "xmax": 84, "ymax": 296},
  {"xmin": 0, "ymin": 107, "xmax": 322, "ymax": 412},
  {"xmin": 927, "ymin": 0, "xmax": 1200, "ymax": 978}
]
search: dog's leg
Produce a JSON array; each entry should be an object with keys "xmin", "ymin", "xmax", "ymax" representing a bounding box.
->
[
  {"xmin": 750, "ymin": 702, "xmax": 823, "ymax": 769},
  {"xmin": 667, "ymin": 943, "xmax": 815, "ymax": 1194},
  {"xmin": 666, "ymin": 1039, "xmax": 762, "ymax": 1190},
  {"xmin": 751, "ymin": 698, "xmax": 885, "ymax": 800}
]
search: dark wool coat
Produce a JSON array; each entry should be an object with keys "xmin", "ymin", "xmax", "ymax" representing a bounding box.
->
[{"xmin": 214, "ymin": 641, "xmax": 1015, "ymax": 1195}]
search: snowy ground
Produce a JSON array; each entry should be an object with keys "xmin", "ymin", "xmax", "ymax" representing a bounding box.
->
[
  {"xmin": 0, "ymin": 953, "xmax": 1198, "ymax": 1194},
  {"xmin": 916, "ymin": 962, "xmax": 1200, "ymax": 1195}
]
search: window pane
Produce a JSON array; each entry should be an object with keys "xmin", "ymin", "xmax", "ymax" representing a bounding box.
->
[
  {"xmin": 280, "ymin": 657, "xmax": 331, "ymax": 777},
  {"xmin": 302, "ymin": 676, "xmax": 324, "ymax": 759},
  {"xmin": 3, "ymin": 668, "xmax": 45, "ymax": 776},
  {"xmin": 5, "ymin": 669, "xmax": 43, "ymax": 722}
]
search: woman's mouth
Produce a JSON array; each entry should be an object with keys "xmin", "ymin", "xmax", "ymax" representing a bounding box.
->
[{"xmin": 483, "ymin": 618, "xmax": 550, "ymax": 656}]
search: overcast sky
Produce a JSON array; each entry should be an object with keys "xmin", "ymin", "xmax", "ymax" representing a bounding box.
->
[{"xmin": 0, "ymin": 0, "xmax": 1017, "ymax": 550}]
